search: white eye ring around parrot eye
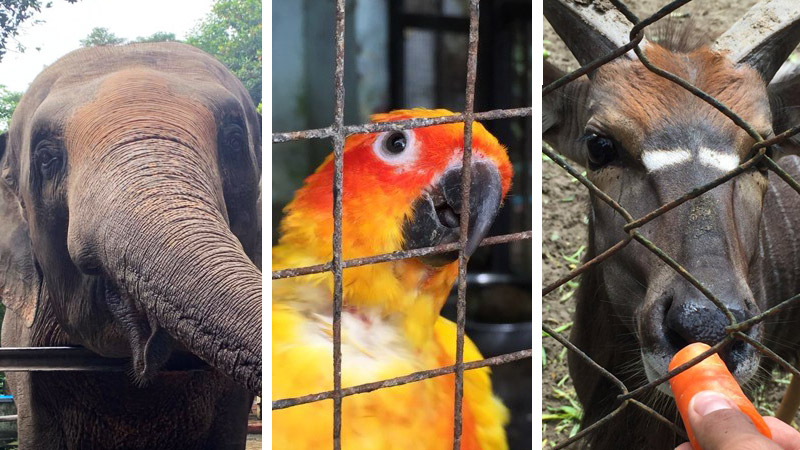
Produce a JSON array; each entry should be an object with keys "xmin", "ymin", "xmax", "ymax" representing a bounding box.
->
[{"xmin": 372, "ymin": 130, "xmax": 418, "ymax": 166}]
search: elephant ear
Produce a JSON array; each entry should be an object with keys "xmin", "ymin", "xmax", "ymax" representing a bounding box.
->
[
  {"xmin": 0, "ymin": 132, "xmax": 39, "ymax": 327},
  {"xmin": 255, "ymin": 179, "xmax": 261, "ymax": 269}
]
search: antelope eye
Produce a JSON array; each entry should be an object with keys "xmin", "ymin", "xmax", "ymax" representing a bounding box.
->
[
  {"xmin": 383, "ymin": 132, "xmax": 407, "ymax": 155},
  {"xmin": 585, "ymin": 133, "xmax": 617, "ymax": 169}
]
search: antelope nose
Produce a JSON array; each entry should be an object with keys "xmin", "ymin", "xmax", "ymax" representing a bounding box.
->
[
  {"xmin": 666, "ymin": 301, "xmax": 747, "ymax": 346},
  {"xmin": 665, "ymin": 300, "xmax": 748, "ymax": 348}
]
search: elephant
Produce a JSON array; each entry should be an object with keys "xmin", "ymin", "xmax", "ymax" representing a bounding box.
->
[{"xmin": 0, "ymin": 42, "xmax": 261, "ymax": 449}]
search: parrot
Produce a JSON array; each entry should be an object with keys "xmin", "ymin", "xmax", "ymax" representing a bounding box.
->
[{"xmin": 273, "ymin": 108, "xmax": 514, "ymax": 449}]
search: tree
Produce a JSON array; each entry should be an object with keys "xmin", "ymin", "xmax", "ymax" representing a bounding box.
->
[
  {"xmin": 186, "ymin": 0, "xmax": 261, "ymax": 105},
  {"xmin": 0, "ymin": 0, "xmax": 78, "ymax": 60},
  {"xmin": 79, "ymin": 27, "xmax": 125, "ymax": 47},
  {"xmin": 0, "ymin": 84, "xmax": 22, "ymax": 132},
  {"xmin": 134, "ymin": 31, "xmax": 176, "ymax": 43}
]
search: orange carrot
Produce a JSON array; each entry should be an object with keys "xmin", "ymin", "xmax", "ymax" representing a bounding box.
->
[{"xmin": 668, "ymin": 342, "xmax": 771, "ymax": 450}]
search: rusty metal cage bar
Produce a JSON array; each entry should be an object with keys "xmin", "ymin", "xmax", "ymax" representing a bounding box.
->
[
  {"xmin": 271, "ymin": 0, "xmax": 533, "ymax": 448},
  {"xmin": 452, "ymin": 1, "xmax": 481, "ymax": 446},
  {"xmin": 330, "ymin": 0, "xmax": 346, "ymax": 447},
  {"xmin": 542, "ymin": 0, "xmax": 800, "ymax": 448}
]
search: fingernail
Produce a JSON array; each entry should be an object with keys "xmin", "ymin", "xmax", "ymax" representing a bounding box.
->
[{"xmin": 691, "ymin": 391, "xmax": 735, "ymax": 417}]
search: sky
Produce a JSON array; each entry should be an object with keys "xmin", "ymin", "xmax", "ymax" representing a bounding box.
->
[{"xmin": 0, "ymin": 0, "xmax": 216, "ymax": 92}]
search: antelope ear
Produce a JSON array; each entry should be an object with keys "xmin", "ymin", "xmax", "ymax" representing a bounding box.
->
[
  {"xmin": 769, "ymin": 61, "xmax": 800, "ymax": 153},
  {"xmin": 0, "ymin": 132, "xmax": 39, "ymax": 327},
  {"xmin": 544, "ymin": 59, "xmax": 590, "ymax": 167},
  {"xmin": 712, "ymin": 0, "xmax": 800, "ymax": 83},
  {"xmin": 544, "ymin": 0, "xmax": 642, "ymax": 73}
]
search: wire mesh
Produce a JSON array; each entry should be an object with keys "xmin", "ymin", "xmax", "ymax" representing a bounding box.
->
[
  {"xmin": 270, "ymin": 0, "xmax": 533, "ymax": 448},
  {"xmin": 543, "ymin": 0, "xmax": 800, "ymax": 448}
]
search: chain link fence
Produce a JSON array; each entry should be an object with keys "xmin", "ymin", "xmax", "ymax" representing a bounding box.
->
[
  {"xmin": 271, "ymin": 0, "xmax": 532, "ymax": 448},
  {"xmin": 543, "ymin": 0, "xmax": 800, "ymax": 448}
]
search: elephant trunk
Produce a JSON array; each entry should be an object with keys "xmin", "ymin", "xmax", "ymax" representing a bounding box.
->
[{"xmin": 69, "ymin": 138, "xmax": 261, "ymax": 394}]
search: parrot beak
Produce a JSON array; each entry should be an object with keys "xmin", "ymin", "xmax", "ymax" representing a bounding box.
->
[{"xmin": 402, "ymin": 160, "xmax": 504, "ymax": 267}]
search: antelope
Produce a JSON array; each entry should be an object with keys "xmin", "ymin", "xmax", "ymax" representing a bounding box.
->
[{"xmin": 544, "ymin": 0, "xmax": 800, "ymax": 448}]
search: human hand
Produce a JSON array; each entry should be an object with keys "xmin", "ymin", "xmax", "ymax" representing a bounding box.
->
[{"xmin": 675, "ymin": 391, "xmax": 800, "ymax": 450}]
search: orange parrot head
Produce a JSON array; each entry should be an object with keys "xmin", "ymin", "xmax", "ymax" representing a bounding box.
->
[{"xmin": 279, "ymin": 108, "xmax": 513, "ymax": 270}]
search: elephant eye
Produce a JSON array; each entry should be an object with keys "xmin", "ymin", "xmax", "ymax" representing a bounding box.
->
[
  {"xmin": 34, "ymin": 143, "xmax": 63, "ymax": 180},
  {"xmin": 226, "ymin": 131, "xmax": 244, "ymax": 149},
  {"xmin": 2, "ymin": 167, "xmax": 15, "ymax": 190},
  {"xmin": 221, "ymin": 124, "xmax": 246, "ymax": 151}
]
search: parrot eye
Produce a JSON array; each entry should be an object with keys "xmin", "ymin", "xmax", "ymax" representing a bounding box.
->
[
  {"xmin": 383, "ymin": 132, "xmax": 407, "ymax": 154},
  {"xmin": 372, "ymin": 130, "xmax": 418, "ymax": 166}
]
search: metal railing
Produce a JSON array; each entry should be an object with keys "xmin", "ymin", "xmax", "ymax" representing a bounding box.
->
[
  {"xmin": 270, "ymin": 0, "xmax": 533, "ymax": 448},
  {"xmin": 543, "ymin": 0, "xmax": 800, "ymax": 448}
]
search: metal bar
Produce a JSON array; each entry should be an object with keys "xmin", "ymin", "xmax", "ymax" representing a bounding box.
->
[
  {"xmin": 542, "ymin": 34, "xmax": 644, "ymax": 96},
  {"xmin": 765, "ymin": 156, "xmax": 800, "ymax": 197},
  {"xmin": 542, "ymin": 235, "xmax": 633, "ymax": 296},
  {"xmin": 0, "ymin": 347, "xmax": 207, "ymax": 372},
  {"xmin": 551, "ymin": 402, "xmax": 629, "ymax": 450},
  {"xmin": 631, "ymin": 231, "xmax": 736, "ymax": 324},
  {"xmin": 331, "ymin": 0, "xmax": 346, "ymax": 447},
  {"xmin": 733, "ymin": 331, "xmax": 800, "ymax": 379},
  {"xmin": 629, "ymin": 3, "xmax": 762, "ymax": 142},
  {"xmin": 628, "ymin": 400, "xmax": 687, "ymax": 439},
  {"xmin": 543, "ymin": 325, "xmax": 628, "ymax": 395},
  {"xmin": 452, "ymin": 2, "xmax": 481, "ymax": 447},
  {"xmin": 0, "ymin": 347, "xmax": 126, "ymax": 372},
  {"xmin": 728, "ymin": 290, "xmax": 800, "ymax": 334},
  {"xmin": 272, "ymin": 107, "xmax": 532, "ymax": 143},
  {"xmin": 272, "ymin": 231, "xmax": 531, "ymax": 280},
  {"xmin": 609, "ymin": 0, "xmax": 640, "ymax": 24},
  {"xmin": 754, "ymin": 124, "xmax": 800, "ymax": 150},
  {"xmin": 541, "ymin": 145, "xmax": 634, "ymax": 222},
  {"xmin": 617, "ymin": 336, "xmax": 734, "ymax": 402},
  {"xmin": 272, "ymin": 349, "xmax": 532, "ymax": 410},
  {"xmin": 623, "ymin": 149, "xmax": 766, "ymax": 232}
]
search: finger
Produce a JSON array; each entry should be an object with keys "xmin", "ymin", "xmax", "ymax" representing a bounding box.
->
[
  {"xmin": 689, "ymin": 391, "xmax": 781, "ymax": 450},
  {"xmin": 675, "ymin": 442, "xmax": 693, "ymax": 450},
  {"xmin": 764, "ymin": 417, "xmax": 800, "ymax": 450}
]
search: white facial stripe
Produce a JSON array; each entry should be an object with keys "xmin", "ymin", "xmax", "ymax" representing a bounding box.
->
[
  {"xmin": 641, "ymin": 149, "xmax": 692, "ymax": 172},
  {"xmin": 698, "ymin": 148, "xmax": 739, "ymax": 172},
  {"xmin": 641, "ymin": 147, "xmax": 740, "ymax": 172}
]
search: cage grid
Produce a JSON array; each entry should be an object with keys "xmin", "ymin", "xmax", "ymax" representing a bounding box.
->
[
  {"xmin": 543, "ymin": 0, "xmax": 800, "ymax": 448},
  {"xmin": 270, "ymin": 0, "xmax": 533, "ymax": 448}
]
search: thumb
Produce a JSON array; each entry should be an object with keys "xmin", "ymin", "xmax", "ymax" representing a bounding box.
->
[{"xmin": 687, "ymin": 391, "xmax": 780, "ymax": 450}]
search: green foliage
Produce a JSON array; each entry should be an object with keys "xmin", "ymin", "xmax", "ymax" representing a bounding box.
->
[
  {"xmin": 542, "ymin": 386, "xmax": 583, "ymax": 438},
  {"xmin": 186, "ymin": 0, "xmax": 261, "ymax": 105},
  {"xmin": 79, "ymin": 27, "xmax": 125, "ymax": 47},
  {"xmin": 0, "ymin": 85, "xmax": 22, "ymax": 132},
  {"xmin": 0, "ymin": 0, "xmax": 78, "ymax": 60},
  {"xmin": 79, "ymin": 28, "xmax": 177, "ymax": 49},
  {"xmin": 134, "ymin": 31, "xmax": 177, "ymax": 43}
]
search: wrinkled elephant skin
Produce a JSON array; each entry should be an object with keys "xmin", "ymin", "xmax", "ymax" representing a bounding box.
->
[{"xmin": 0, "ymin": 43, "xmax": 261, "ymax": 449}]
